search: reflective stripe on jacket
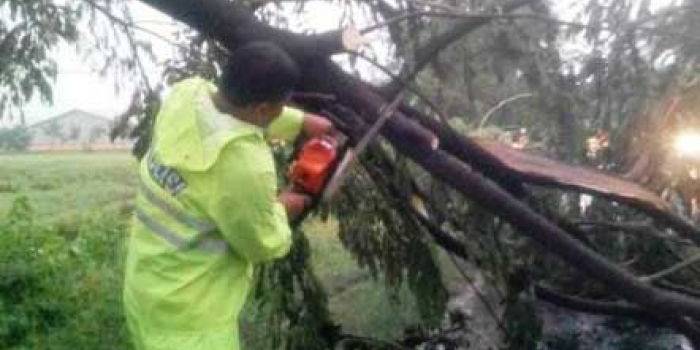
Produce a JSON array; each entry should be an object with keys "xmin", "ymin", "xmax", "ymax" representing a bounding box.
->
[{"xmin": 123, "ymin": 77, "xmax": 303, "ymax": 350}]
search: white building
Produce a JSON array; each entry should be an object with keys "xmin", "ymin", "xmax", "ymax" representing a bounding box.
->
[{"xmin": 27, "ymin": 109, "xmax": 132, "ymax": 151}]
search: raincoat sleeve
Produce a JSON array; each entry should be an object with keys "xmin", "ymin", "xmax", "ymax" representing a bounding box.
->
[
  {"xmin": 204, "ymin": 137, "xmax": 292, "ymax": 263},
  {"xmin": 265, "ymin": 106, "xmax": 304, "ymax": 143}
]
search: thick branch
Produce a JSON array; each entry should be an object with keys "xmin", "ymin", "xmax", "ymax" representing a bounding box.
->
[
  {"xmin": 399, "ymin": 100, "xmax": 700, "ymax": 245},
  {"xmin": 535, "ymin": 285, "xmax": 658, "ymax": 323},
  {"xmin": 330, "ymin": 105, "xmax": 470, "ymax": 261},
  {"xmin": 401, "ymin": 145, "xmax": 700, "ymax": 320},
  {"xmin": 657, "ymin": 280, "xmax": 700, "ymax": 299},
  {"xmin": 536, "ymin": 285, "xmax": 700, "ymax": 346},
  {"xmin": 328, "ymin": 76, "xmax": 700, "ymax": 321},
  {"xmin": 349, "ymin": 51, "xmax": 450, "ymax": 123},
  {"xmin": 83, "ymin": 0, "xmax": 181, "ymax": 47},
  {"xmin": 398, "ymin": 103, "xmax": 526, "ymax": 196},
  {"xmin": 138, "ymin": 0, "xmax": 347, "ymax": 57}
]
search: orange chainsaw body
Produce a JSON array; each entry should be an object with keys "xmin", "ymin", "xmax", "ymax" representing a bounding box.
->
[{"xmin": 289, "ymin": 137, "xmax": 338, "ymax": 195}]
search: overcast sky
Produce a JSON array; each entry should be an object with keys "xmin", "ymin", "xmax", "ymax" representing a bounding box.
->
[
  {"xmin": 6, "ymin": 0, "xmax": 676, "ymax": 127},
  {"xmin": 6, "ymin": 2, "xmax": 179, "ymax": 127}
]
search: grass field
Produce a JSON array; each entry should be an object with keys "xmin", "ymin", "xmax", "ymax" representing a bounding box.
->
[
  {"xmin": 0, "ymin": 151, "xmax": 422, "ymax": 349},
  {"xmin": 0, "ymin": 152, "xmax": 137, "ymax": 223}
]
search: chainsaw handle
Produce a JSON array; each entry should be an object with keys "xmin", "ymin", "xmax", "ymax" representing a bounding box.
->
[
  {"xmin": 302, "ymin": 113, "xmax": 334, "ymax": 138},
  {"xmin": 278, "ymin": 191, "xmax": 312, "ymax": 220}
]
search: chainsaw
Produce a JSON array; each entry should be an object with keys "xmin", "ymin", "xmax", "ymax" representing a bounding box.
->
[
  {"xmin": 288, "ymin": 135, "xmax": 341, "ymax": 196},
  {"xmin": 288, "ymin": 94, "xmax": 405, "ymax": 202}
]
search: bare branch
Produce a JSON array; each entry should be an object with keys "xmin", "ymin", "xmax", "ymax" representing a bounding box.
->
[
  {"xmin": 322, "ymin": 91, "xmax": 407, "ymax": 201},
  {"xmin": 384, "ymin": 0, "xmax": 536, "ymax": 95},
  {"xmin": 349, "ymin": 51, "xmax": 450, "ymax": 124},
  {"xmin": 535, "ymin": 284, "xmax": 658, "ymax": 323},
  {"xmin": 573, "ymin": 220, "xmax": 693, "ymax": 245},
  {"xmin": 137, "ymin": 0, "xmax": 348, "ymax": 57},
  {"xmin": 362, "ymin": 5, "xmax": 695, "ymax": 36},
  {"xmin": 123, "ymin": 5, "xmax": 153, "ymax": 93},
  {"xmin": 361, "ymin": 11, "xmax": 602, "ymax": 35},
  {"xmin": 82, "ymin": 0, "xmax": 182, "ymax": 48},
  {"xmin": 478, "ymin": 93, "xmax": 534, "ymax": 129},
  {"xmin": 642, "ymin": 250, "xmax": 700, "ymax": 283},
  {"xmin": 656, "ymin": 280, "xmax": 700, "ymax": 299}
]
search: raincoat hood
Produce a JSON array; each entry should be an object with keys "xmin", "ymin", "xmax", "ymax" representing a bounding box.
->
[{"xmin": 153, "ymin": 77, "xmax": 261, "ymax": 172}]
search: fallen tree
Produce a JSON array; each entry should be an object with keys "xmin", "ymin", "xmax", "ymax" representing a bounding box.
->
[{"xmin": 137, "ymin": 0, "xmax": 700, "ymax": 346}]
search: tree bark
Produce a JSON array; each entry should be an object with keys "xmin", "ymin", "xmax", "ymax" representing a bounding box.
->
[{"xmin": 138, "ymin": 0, "xmax": 347, "ymax": 57}]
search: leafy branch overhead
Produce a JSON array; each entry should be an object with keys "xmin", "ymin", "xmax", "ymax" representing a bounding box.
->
[{"xmin": 0, "ymin": 1, "xmax": 79, "ymax": 121}]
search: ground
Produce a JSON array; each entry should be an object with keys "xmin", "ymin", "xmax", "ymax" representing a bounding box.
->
[{"xmin": 0, "ymin": 151, "xmax": 422, "ymax": 349}]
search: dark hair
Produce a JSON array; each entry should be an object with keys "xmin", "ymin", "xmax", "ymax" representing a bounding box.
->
[{"xmin": 219, "ymin": 42, "xmax": 300, "ymax": 107}]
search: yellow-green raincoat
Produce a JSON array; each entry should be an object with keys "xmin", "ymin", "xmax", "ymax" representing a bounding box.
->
[{"xmin": 123, "ymin": 77, "xmax": 304, "ymax": 350}]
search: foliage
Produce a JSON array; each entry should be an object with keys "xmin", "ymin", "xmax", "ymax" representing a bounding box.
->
[
  {"xmin": 502, "ymin": 271, "xmax": 542, "ymax": 349},
  {"xmin": 373, "ymin": 0, "xmax": 700, "ymax": 346},
  {"xmin": 248, "ymin": 229, "xmax": 337, "ymax": 349},
  {"xmin": 0, "ymin": 195, "xmax": 131, "ymax": 349},
  {"xmin": 0, "ymin": 126, "xmax": 31, "ymax": 151},
  {"xmin": 111, "ymin": 90, "xmax": 161, "ymax": 160},
  {"xmin": 0, "ymin": 0, "xmax": 158, "ymax": 123},
  {"xmin": 0, "ymin": 0, "xmax": 79, "ymax": 120},
  {"xmin": 334, "ymin": 159, "xmax": 449, "ymax": 327}
]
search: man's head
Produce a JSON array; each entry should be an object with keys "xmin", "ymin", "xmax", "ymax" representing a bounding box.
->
[{"xmin": 218, "ymin": 41, "xmax": 300, "ymax": 126}]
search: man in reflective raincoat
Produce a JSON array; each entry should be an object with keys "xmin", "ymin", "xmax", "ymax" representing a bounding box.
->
[{"xmin": 123, "ymin": 41, "xmax": 332, "ymax": 350}]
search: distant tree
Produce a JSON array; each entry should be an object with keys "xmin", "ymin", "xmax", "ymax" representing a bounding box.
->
[{"xmin": 0, "ymin": 126, "xmax": 32, "ymax": 151}]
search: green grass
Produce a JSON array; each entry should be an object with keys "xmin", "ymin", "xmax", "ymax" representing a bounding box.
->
[
  {"xmin": 1, "ymin": 151, "xmax": 422, "ymax": 349},
  {"xmin": 303, "ymin": 218, "xmax": 423, "ymax": 340},
  {"xmin": 0, "ymin": 152, "xmax": 134, "ymax": 349},
  {"xmin": 0, "ymin": 152, "xmax": 137, "ymax": 224}
]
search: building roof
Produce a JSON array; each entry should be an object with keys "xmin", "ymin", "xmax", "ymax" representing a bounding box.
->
[{"xmin": 28, "ymin": 109, "xmax": 111, "ymax": 129}]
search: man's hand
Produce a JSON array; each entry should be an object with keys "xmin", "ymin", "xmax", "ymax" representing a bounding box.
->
[
  {"xmin": 302, "ymin": 114, "xmax": 333, "ymax": 138},
  {"xmin": 278, "ymin": 191, "xmax": 312, "ymax": 219}
]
